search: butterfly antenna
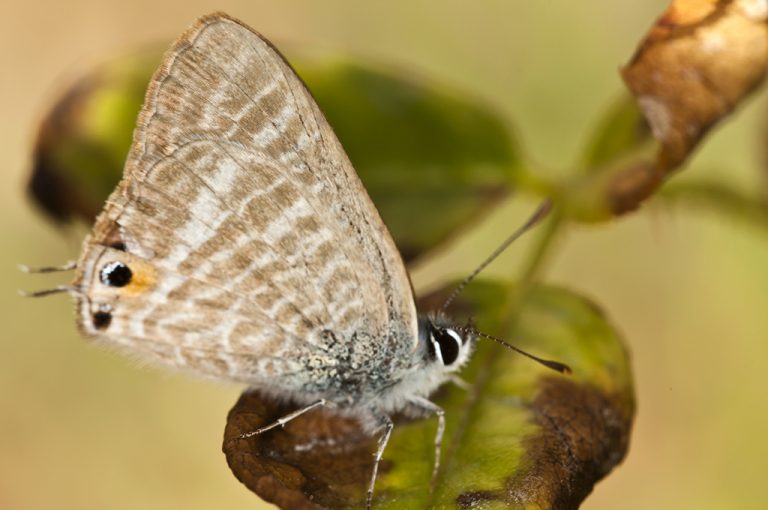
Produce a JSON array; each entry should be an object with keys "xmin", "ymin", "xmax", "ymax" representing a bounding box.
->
[
  {"xmin": 19, "ymin": 261, "xmax": 76, "ymax": 273},
  {"xmin": 457, "ymin": 326, "xmax": 571, "ymax": 374},
  {"xmin": 440, "ymin": 199, "xmax": 552, "ymax": 312},
  {"xmin": 18, "ymin": 286, "xmax": 80, "ymax": 298}
]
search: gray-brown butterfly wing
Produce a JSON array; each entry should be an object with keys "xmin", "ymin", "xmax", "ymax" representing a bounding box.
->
[{"xmin": 72, "ymin": 13, "xmax": 418, "ymax": 389}]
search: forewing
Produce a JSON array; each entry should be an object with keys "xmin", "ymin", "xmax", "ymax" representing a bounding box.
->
[{"xmin": 71, "ymin": 13, "xmax": 418, "ymax": 384}]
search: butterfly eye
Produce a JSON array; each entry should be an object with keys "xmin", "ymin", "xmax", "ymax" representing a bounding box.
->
[
  {"xmin": 100, "ymin": 261, "xmax": 133, "ymax": 287},
  {"xmin": 432, "ymin": 328, "xmax": 462, "ymax": 366}
]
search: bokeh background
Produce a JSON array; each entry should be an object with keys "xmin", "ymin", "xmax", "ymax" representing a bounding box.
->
[{"xmin": 3, "ymin": 1, "xmax": 768, "ymax": 509}]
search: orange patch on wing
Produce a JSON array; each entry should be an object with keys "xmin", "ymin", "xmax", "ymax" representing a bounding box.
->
[{"xmin": 120, "ymin": 258, "xmax": 157, "ymax": 295}]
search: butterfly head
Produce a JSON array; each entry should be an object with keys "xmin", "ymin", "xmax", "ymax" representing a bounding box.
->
[
  {"xmin": 418, "ymin": 314, "xmax": 571, "ymax": 377},
  {"xmin": 421, "ymin": 316, "xmax": 474, "ymax": 371}
]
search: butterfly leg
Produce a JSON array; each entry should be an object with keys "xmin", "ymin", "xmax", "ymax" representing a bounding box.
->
[
  {"xmin": 408, "ymin": 396, "xmax": 445, "ymax": 487},
  {"xmin": 366, "ymin": 414, "xmax": 394, "ymax": 510},
  {"xmin": 448, "ymin": 374, "xmax": 472, "ymax": 391},
  {"xmin": 237, "ymin": 399, "xmax": 326, "ymax": 439}
]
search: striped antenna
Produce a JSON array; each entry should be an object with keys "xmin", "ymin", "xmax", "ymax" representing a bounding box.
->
[
  {"xmin": 440, "ymin": 199, "xmax": 552, "ymax": 312},
  {"xmin": 19, "ymin": 286, "xmax": 79, "ymax": 298},
  {"xmin": 457, "ymin": 326, "xmax": 571, "ymax": 374},
  {"xmin": 19, "ymin": 261, "xmax": 76, "ymax": 273}
]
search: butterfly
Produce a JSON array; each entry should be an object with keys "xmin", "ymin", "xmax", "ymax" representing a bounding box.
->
[{"xmin": 27, "ymin": 12, "xmax": 567, "ymax": 508}]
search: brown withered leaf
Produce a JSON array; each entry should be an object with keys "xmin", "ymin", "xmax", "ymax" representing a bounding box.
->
[
  {"xmin": 624, "ymin": 0, "xmax": 768, "ymax": 169},
  {"xmin": 503, "ymin": 378, "xmax": 632, "ymax": 509},
  {"xmin": 224, "ymin": 390, "xmax": 375, "ymax": 509},
  {"xmin": 223, "ymin": 280, "xmax": 634, "ymax": 509},
  {"xmin": 566, "ymin": 1, "xmax": 768, "ymax": 221}
]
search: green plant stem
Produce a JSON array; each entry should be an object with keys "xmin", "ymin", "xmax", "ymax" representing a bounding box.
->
[{"xmin": 432, "ymin": 208, "xmax": 567, "ymax": 504}]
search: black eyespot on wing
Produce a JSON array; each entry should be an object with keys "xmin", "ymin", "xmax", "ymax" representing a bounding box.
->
[
  {"xmin": 435, "ymin": 329, "xmax": 460, "ymax": 365},
  {"xmin": 92, "ymin": 311, "xmax": 112, "ymax": 330},
  {"xmin": 100, "ymin": 261, "xmax": 132, "ymax": 287}
]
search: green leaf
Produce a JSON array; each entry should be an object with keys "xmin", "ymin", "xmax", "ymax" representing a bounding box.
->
[
  {"xmin": 579, "ymin": 94, "xmax": 652, "ymax": 171},
  {"xmin": 28, "ymin": 53, "xmax": 523, "ymax": 261},
  {"xmin": 553, "ymin": 95, "xmax": 659, "ymax": 222},
  {"xmin": 296, "ymin": 60, "xmax": 524, "ymax": 260},
  {"xmin": 28, "ymin": 51, "xmax": 159, "ymax": 222},
  {"xmin": 223, "ymin": 280, "xmax": 634, "ymax": 509}
]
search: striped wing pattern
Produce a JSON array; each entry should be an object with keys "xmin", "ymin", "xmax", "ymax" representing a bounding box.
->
[{"xmin": 72, "ymin": 14, "xmax": 418, "ymax": 391}]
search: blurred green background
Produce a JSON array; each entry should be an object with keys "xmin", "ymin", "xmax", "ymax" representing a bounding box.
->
[{"xmin": 3, "ymin": 1, "xmax": 768, "ymax": 509}]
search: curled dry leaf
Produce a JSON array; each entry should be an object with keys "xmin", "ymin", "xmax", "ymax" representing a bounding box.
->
[
  {"xmin": 565, "ymin": 0, "xmax": 768, "ymax": 220},
  {"xmin": 624, "ymin": 0, "xmax": 768, "ymax": 168},
  {"xmin": 223, "ymin": 391, "xmax": 374, "ymax": 510},
  {"xmin": 223, "ymin": 281, "xmax": 634, "ymax": 509}
]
